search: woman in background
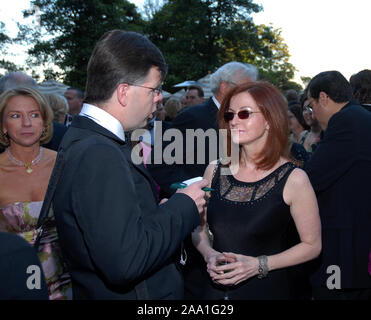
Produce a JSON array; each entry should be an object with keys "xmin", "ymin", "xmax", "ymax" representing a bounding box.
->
[
  {"xmin": 288, "ymin": 104, "xmax": 310, "ymax": 144},
  {"xmin": 43, "ymin": 93, "xmax": 68, "ymax": 124}
]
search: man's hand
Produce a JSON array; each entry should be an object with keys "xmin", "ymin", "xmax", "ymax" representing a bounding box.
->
[{"xmin": 177, "ymin": 179, "xmax": 209, "ymax": 213}]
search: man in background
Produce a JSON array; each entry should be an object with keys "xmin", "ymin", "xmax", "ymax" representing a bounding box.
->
[
  {"xmin": 184, "ymin": 85, "xmax": 204, "ymax": 107},
  {"xmin": 305, "ymin": 71, "xmax": 371, "ymax": 300},
  {"xmin": 63, "ymin": 87, "xmax": 84, "ymax": 126}
]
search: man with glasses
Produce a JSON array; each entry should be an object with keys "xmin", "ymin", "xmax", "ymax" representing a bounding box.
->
[
  {"xmin": 304, "ymin": 71, "xmax": 371, "ymax": 300},
  {"xmin": 38, "ymin": 30, "xmax": 208, "ymax": 300}
]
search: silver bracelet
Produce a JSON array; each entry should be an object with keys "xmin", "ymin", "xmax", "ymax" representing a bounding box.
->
[{"xmin": 257, "ymin": 255, "xmax": 269, "ymax": 279}]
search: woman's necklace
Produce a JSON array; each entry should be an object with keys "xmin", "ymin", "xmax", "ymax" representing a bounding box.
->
[{"xmin": 5, "ymin": 147, "xmax": 43, "ymax": 174}]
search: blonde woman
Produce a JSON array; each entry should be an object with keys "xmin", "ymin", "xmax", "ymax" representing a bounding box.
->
[{"xmin": 0, "ymin": 87, "xmax": 71, "ymax": 299}]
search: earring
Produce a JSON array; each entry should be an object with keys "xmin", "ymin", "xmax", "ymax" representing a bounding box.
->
[
  {"xmin": 2, "ymin": 132, "xmax": 9, "ymax": 144},
  {"xmin": 40, "ymin": 126, "xmax": 48, "ymax": 138}
]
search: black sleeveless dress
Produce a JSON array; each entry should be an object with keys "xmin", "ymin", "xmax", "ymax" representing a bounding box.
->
[{"xmin": 203, "ymin": 162, "xmax": 297, "ymax": 300}]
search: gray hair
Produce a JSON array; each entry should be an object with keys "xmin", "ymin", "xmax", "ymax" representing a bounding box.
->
[
  {"xmin": 0, "ymin": 72, "xmax": 38, "ymax": 93},
  {"xmin": 209, "ymin": 62, "xmax": 258, "ymax": 94}
]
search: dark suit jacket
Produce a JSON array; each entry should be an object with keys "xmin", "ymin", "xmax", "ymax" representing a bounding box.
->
[
  {"xmin": 43, "ymin": 121, "xmax": 68, "ymax": 151},
  {"xmin": 148, "ymin": 98, "xmax": 219, "ymax": 198},
  {"xmin": 45, "ymin": 116, "xmax": 200, "ymax": 299},
  {"xmin": 304, "ymin": 101, "xmax": 371, "ymax": 289},
  {"xmin": 0, "ymin": 232, "xmax": 49, "ymax": 300},
  {"xmin": 147, "ymin": 98, "xmax": 219, "ymax": 299}
]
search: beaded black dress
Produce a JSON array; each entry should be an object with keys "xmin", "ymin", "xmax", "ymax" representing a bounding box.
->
[{"xmin": 203, "ymin": 162, "xmax": 297, "ymax": 300}]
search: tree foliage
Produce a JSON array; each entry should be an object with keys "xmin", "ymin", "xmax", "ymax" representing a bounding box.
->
[
  {"xmin": 145, "ymin": 0, "xmax": 264, "ymax": 90},
  {"xmin": 0, "ymin": 22, "xmax": 19, "ymax": 75},
  {"xmin": 14, "ymin": 0, "xmax": 302, "ymax": 91},
  {"xmin": 145, "ymin": 0, "xmax": 301, "ymax": 91},
  {"xmin": 223, "ymin": 23, "xmax": 302, "ymax": 91},
  {"xmin": 16, "ymin": 0, "xmax": 144, "ymax": 89}
]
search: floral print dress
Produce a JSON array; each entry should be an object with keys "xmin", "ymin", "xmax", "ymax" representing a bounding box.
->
[{"xmin": 0, "ymin": 201, "xmax": 72, "ymax": 300}]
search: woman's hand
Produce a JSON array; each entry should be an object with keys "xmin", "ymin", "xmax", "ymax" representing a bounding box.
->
[
  {"xmin": 205, "ymin": 251, "xmax": 227, "ymax": 279},
  {"xmin": 210, "ymin": 252, "xmax": 260, "ymax": 286}
]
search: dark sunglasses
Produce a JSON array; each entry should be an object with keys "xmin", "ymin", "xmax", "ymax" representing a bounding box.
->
[{"xmin": 223, "ymin": 109, "xmax": 260, "ymax": 122}]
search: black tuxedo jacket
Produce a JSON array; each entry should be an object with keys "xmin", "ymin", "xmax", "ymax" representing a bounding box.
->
[
  {"xmin": 42, "ymin": 116, "xmax": 200, "ymax": 299},
  {"xmin": 304, "ymin": 101, "xmax": 371, "ymax": 289},
  {"xmin": 43, "ymin": 121, "xmax": 68, "ymax": 151},
  {"xmin": 148, "ymin": 98, "xmax": 219, "ymax": 198}
]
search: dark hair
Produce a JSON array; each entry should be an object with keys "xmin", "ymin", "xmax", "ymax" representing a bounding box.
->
[
  {"xmin": 66, "ymin": 87, "xmax": 85, "ymax": 100},
  {"xmin": 85, "ymin": 30, "xmax": 168, "ymax": 104},
  {"xmin": 289, "ymin": 104, "xmax": 310, "ymax": 130},
  {"xmin": 349, "ymin": 69, "xmax": 371, "ymax": 105},
  {"xmin": 219, "ymin": 81, "xmax": 291, "ymax": 170},
  {"xmin": 299, "ymin": 87, "xmax": 309, "ymax": 110},
  {"xmin": 187, "ymin": 86, "xmax": 204, "ymax": 98},
  {"xmin": 307, "ymin": 71, "xmax": 352, "ymax": 103},
  {"xmin": 285, "ymin": 89, "xmax": 298, "ymax": 102}
]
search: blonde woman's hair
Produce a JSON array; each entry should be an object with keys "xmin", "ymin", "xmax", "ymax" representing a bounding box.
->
[
  {"xmin": 43, "ymin": 93, "xmax": 68, "ymax": 124},
  {"xmin": 0, "ymin": 86, "xmax": 54, "ymax": 147},
  {"xmin": 164, "ymin": 98, "xmax": 182, "ymax": 120}
]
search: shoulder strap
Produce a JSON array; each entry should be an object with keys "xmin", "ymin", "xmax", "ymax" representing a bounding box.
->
[
  {"xmin": 34, "ymin": 150, "xmax": 66, "ymax": 251},
  {"xmin": 210, "ymin": 159, "xmax": 221, "ymax": 188}
]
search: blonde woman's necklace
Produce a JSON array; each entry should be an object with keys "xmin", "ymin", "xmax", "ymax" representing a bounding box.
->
[{"xmin": 5, "ymin": 147, "xmax": 43, "ymax": 174}]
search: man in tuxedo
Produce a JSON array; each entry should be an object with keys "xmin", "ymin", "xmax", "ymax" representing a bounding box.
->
[
  {"xmin": 147, "ymin": 62, "xmax": 258, "ymax": 299},
  {"xmin": 63, "ymin": 87, "xmax": 84, "ymax": 126},
  {"xmin": 305, "ymin": 71, "xmax": 371, "ymax": 300},
  {"xmin": 38, "ymin": 30, "xmax": 208, "ymax": 300}
]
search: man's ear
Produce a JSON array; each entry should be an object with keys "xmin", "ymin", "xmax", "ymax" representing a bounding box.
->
[
  {"xmin": 319, "ymin": 91, "xmax": 328, "ymax": 104},
  {"xmin": 219, "ymin": 81, "xmax": 230, "ymax": 96},
  {"xmin": 116, "ymin": 83, "xmax": 129, "ymax": 107}
]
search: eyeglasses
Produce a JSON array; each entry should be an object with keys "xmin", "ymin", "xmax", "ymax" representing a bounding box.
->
[
  {"xmin": 223, "ymin": 109, "xmax": 260, "ymax": 122},
  {"xmin": 127, "ymin": 83, "xmax": 162, "ymax": 96},
  {"xmin": 303, "ymin": 104, "xmax": 313, "ymax": 113}
]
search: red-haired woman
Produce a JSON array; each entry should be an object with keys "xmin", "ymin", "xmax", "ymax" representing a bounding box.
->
[{"xmin": 192, "ymin": 81, "xmax": 321, "ymax": 300}]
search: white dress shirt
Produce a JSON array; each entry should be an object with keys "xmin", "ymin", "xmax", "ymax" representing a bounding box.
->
[
  {"xmin": 79, "ymin": 103, "xmax": 126, "ymax": 141},
  {"xmin": 212, "ymin": 96, "xmax": 220, "ymax": 109}
]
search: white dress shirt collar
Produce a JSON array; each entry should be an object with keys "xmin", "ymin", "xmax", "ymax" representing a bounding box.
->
[
  {"xmin": 79, "ymin": 103, "xmax": 126, "ymax": 141},
  {"xmin": 212, "ymin": 96, "xmax": 221, "ymax": 109}
]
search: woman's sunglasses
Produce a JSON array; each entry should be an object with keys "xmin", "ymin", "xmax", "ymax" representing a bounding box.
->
[{"xmin": 223, "ymin": 109, "xmax": 260, "ymax": 122}]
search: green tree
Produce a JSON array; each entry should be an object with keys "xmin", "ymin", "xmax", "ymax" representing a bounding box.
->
[
  {"xmin": 145, "ymin": 0, "xmax": 302, "ymax": 91},
  {"xmin": 223, "ymin": 23, "xmax": 301, "ymax": 91},
  {"xmin": 0, "ymin": 22, "xmax": 19, "ymax": 75},
  {"xmin": 145, "ymin": 0, "xmax": 262, "ymax": 91},
  {"xmin": 17, "ymin": 0, "xmax": 144, "ymax": 88},
  {"xmin": 300, "ymin": 76, "xmax": 312, "ymax": 88}
]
